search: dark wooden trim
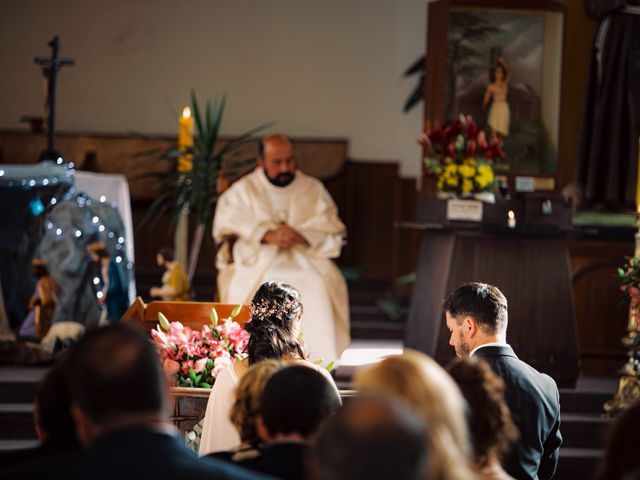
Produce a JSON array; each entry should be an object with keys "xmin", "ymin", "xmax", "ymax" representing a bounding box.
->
[{"xmin": 448, "ymin": 0, "xmax": 564, "ymax": 11}]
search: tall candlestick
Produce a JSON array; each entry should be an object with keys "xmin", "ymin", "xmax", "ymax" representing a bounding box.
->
[{"xmin": 177, "ymin": 106, "xmax": 193, "ymax": 173}]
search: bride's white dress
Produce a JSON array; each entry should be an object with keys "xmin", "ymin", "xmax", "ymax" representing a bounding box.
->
[
  {"xmin": 198, "ymin": 361, "xmax": 341, "ymax": 456},
  {"xmin": 198, "ymin": 365, "xmax": 241, "ymax": 455}
]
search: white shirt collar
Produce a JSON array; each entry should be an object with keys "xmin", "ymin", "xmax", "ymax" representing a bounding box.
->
[{"xmin": 469, "ymin": 342, "xmax": 508, "ymax": 357}]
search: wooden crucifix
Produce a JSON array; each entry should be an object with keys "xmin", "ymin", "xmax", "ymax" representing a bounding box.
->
[{"xmin": 34, "ymin": 35, "xmax": 75, "ymax": 163}]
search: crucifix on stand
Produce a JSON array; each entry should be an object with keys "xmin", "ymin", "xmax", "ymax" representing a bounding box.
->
[{"xmin": 34, "ymin": 35, "xmax": 75, "ymax": 163}]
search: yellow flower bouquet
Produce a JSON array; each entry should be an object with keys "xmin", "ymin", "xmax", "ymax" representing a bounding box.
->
[{"xmin": 419, "ymin": 114, "xmax": 503, "ymax": 198}]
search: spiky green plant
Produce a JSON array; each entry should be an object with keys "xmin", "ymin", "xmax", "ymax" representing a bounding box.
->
[{"xmin": 135, "ymin": 90, "xmax": 272, "ymax": 281}]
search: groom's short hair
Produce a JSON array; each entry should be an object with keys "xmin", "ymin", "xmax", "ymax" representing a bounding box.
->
[{"xmin": 443, "ymin": 282, "xmax": 508, "ymax": 334}]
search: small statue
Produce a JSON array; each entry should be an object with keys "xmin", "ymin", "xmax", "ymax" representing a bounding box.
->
[
  {"xmin": 483, "ymin": 54, "xmax": 512, "ymax": 144},
  {"xmin": 19, "ymin": 259, "xmax": 58, "ymax": 339}
]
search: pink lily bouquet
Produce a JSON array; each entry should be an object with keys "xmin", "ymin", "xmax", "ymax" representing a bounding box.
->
[{"xmin": 151, "ymin": 306, "xmax": 249, "ymax": 388}]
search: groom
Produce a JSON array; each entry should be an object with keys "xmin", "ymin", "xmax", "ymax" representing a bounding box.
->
[{"xmin": 443, "ymin": 282, "xmax": 562, "ymax": 480}]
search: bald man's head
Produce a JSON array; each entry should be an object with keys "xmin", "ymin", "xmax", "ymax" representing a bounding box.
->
[
  {"xmin": 65, "ymin": 324, "xmax": 167, "ymax": 427},
  {"xmin": 258, "ymin": 134, "xmax": 296, "ymax": 187}
]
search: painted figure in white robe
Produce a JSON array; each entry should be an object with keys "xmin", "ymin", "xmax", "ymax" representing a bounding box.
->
[{"xmin": 213, "ymin": 134, "xmax": 350, "ymax": 363}]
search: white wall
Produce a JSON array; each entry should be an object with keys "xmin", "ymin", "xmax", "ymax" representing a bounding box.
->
[{"xmin": 0, "ymin": 0, "xmax": 426, "ymax": 177}]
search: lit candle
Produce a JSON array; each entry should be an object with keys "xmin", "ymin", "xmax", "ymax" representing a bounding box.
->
[
  {"xmin": 177, "ymin": 106, "xmax": 193, "ymax": 173},
  {"xmin": 507, "ymin": 210, "xmax": 516, "ymax": 229}
]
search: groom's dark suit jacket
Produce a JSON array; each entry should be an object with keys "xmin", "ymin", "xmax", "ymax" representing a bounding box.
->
[{"xmin": 475, "ymin": 344, "xmax": 562, "ymax": 480}]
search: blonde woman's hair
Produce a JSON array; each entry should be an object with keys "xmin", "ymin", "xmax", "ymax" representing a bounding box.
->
[
  {"xmin": 229, "ymin": 359, "xmax": 284, "ymax": 443},
  {"xmin": 355, "ymin": 349, "xmax": 475, "ymax": 480}
]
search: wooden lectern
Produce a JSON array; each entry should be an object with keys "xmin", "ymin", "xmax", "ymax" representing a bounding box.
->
[
  {"xmin": 121, "ymin": 297, "xmax": 251, "ymax": 333},
  {"xmin": 405, "ymin": 197, "xmax": 580, "ymax": 387}
]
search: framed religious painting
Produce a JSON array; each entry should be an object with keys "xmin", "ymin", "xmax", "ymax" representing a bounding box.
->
[{"xmin": 423, "ymin": 0, "xmax": 566, "ymax": 195}]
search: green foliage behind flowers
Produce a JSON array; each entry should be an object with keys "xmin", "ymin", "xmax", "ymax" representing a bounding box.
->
[{"xmin": 618, "ymin": 256, "xmax": 640, "ymax": 307}]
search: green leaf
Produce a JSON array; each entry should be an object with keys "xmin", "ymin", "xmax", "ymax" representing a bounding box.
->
[
  {"xmin": 158, "ymin": 312, "xmax": 170, "ymax": 331},
  {"xmin": 206, "ymin": 359, "xmax": 214, "ymax": 370},
  {"xmin": 618, "ymin": 268, "xmax": 626, "ymax": 277},
  {"xmin": 188, "ymin": 369, "xmax": 198, "ymax": 382},
  {"xmin": 394, "ymin": 272, "xmax": 417, "ymax": 287},
  {"xmin": 230, "ymin": 304, "xmax": 242, "ymax": 318},
  {"xmin": 210, "ymin": 307, "xmax": 219, "ymax": 326},
  {"xmin": 200, "ymin": 382, "xmax": 212, "ymax": 389},
  {"xmin": 325, "ymin": 361, "xmax": 335, "ymax": 372}
]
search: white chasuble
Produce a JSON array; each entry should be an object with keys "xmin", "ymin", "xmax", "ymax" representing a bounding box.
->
[{"xmin": 213, "ymin": 167, "xmax": 350, "ymax": 362}]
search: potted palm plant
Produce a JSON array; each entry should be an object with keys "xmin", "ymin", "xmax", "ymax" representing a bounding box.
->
[{"xmin": 136, "ymin": 90, "xmax": 272, "ymax": 283}]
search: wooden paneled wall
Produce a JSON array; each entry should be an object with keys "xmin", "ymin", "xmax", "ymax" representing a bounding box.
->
[{"xmin": 569, "ymin": 240, "xmax": 631, "ymax": 375}]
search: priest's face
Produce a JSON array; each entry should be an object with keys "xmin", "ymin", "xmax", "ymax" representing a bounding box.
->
[{"xmin": 259, "ymin": 137, "xmax": 296, "ymax": 187}]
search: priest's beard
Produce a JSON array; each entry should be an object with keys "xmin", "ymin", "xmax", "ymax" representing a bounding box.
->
[{"xmin": 267, "ymin": 171, "xmax": 295, "ymax": 187}]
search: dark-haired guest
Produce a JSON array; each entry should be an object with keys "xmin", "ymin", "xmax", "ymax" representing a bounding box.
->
[
  {"xmin": 313, "ymin": 396, "xmax": 429, "ymax": 480},
  {"xmin": 448, "ymin": 358, "xmax": 519, "ymax": 480},
  {"xmin": 6, "ymin": 324, "xmax": 266, "ymax": 480},
  {"xmin": 0, "ymin": 362, "xmax": 79, "ymax": 472},
  {"xmin": 235, "ymin": 365, "xmax": 341, "ymax": 479},
  {"xmin": 443, "ymin": 282, "xmax": 562, "ymax": 480},
  {"xmin": 150, "ymin": 247, "xmax": 190, "ymax": 301},
  {"xmin": 596, "ymin": 400, "xmax": 640, "ymax": 480}
]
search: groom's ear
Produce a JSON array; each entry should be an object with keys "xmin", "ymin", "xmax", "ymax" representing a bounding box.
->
[{"xmin": 463, "ymin": 315, "xmax": 479, "ymax": 337}]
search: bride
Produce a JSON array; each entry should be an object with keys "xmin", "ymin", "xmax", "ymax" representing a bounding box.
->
[{"xmin": 199, "ymin": 281, "xmax": 339, "ymax": 455}]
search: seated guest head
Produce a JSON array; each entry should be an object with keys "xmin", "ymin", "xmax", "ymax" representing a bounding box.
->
[
  {"xmin": 597, "ymin": 400, "xmax": 640, "ymax": 480},
  {"xmin": 313, "ymin": 395, "xmax": 428, "ymax": 480},
  {"xmin": 257, "ymin": 365, "xmax": 341, "ymax": 443},
  {"xmin": 230, "ymin": 359, "xmax": 284, "ymax": 445},
  {"xmin": 443, "ymin": 282, "xmax": 509, "ymax": 358},
  {"xmin": 447, "ymin": 357, "xmax": 518, "ymax": 474},
  {"xmin": 34, "ymin": 361, "xmax": 79, "ymax": 447},
  {"xmin": 258, "ymin": 134, "xmax": 296, "ymax": 188},
  {"xmin": 245, "ymin": 281, "xmax": 306, "ymax": 364},
  {"xmin": 64, "ymin": 323, "xmax": 167, "ymax": 445},
  {"xmin": 355, "ymin": 349, "xmax": 473, "ymax": 480}
]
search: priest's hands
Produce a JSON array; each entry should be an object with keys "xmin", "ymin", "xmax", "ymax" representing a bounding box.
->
[{"xmin": 262, "ymin": 224, "xmax": 309, "ymax": 249}]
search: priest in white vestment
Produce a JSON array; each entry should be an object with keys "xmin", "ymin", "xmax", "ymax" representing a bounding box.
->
[{"xmin": 213, "ymin": 134, "xmax": 350, "ymax": 362}]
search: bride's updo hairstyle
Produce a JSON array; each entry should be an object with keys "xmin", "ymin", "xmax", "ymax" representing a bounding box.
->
[{"xmin": 244, "ymin": 281, "xmax": 306, "ymax": 365}]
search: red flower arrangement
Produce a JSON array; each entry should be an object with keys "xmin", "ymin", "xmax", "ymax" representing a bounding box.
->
[{"xmin": 418, "ymin": 114, "xmax": 505, "ymax": 195}]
